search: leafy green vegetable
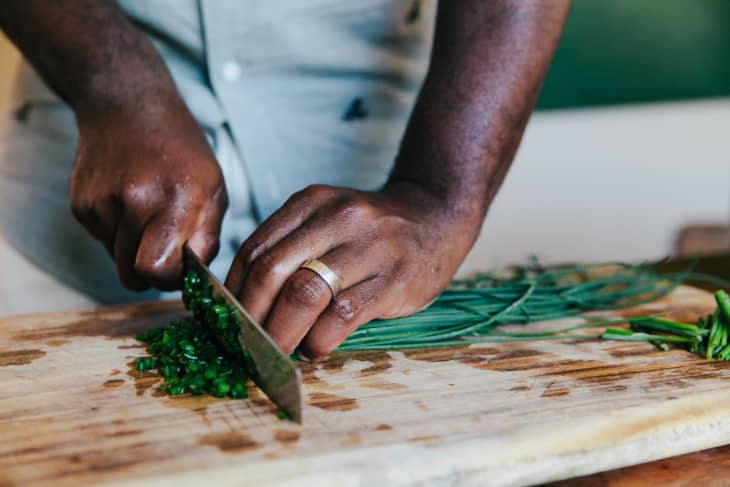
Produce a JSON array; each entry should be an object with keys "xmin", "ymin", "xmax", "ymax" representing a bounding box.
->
[{"xmin": 136, "ymin": 271, "xmax": 249, "ymax": 399}]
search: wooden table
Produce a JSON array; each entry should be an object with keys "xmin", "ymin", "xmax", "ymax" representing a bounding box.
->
[
  {"xmin": 2, "ymin": 270, "xmax": 730, "ymax": 485},
  {"xmin": 551, "ymin": 444, "xmax": 730, "ymax": 486}
]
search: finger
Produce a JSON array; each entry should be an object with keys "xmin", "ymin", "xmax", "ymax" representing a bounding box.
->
[
  {"xmin": 264, "ymin": 244, "xmax": 377, "ymax": 354},
  {"xmin": 263, "ymin": 268, "xmax": 332, "ymax": 355},
  {"xmin": 135, "ymin": 203, "xmax": 206, "ymax": 291},
  {"xmin": 235, "ymin": 206, "xmax": 355, "ymax": 323},
  {"xmin": 71, "ymin": 198, "xmax": 120, "ymax": 257},
  {"xmin": 187, "ymin": 186, "xmax": 228, "ymax": 264},
  {"xmin": 89, "ymin": 199, "xmax": 121, "ymax": 257},
  {"xmin": 299, "ymin": 277, "xmax": 384, "ymax": 362},
  {"xmin": 113, "ymin": 211, "xmax": 152, "ymax": 291},
  {"xmin": 225, "ymin": 185, "xmax": 338, "ymax": 294}
]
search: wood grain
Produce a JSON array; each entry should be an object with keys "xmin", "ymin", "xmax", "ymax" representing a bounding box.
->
[
  {"xmin": 549, "ymin": 443, "xmax": 730, "ymax": 487},
  {"xmin": 1, "ymin": 287, "xmax": 729, "ymax": 486}
]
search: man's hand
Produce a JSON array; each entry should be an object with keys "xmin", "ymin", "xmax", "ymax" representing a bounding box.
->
[
  {"xmin": 0, "ymin": 0, "xmax": 228, "ymax": 291},
  {"xmin": 225, "ymin": 182, "xmax": 476, "ymax": 361},
  {"xmin": 70, "ymin": 101, "xmax": 227, "ymax": 291},
  {"xmin": 226, "ymin": 0, "xmax": 570, "ymax": 360}
]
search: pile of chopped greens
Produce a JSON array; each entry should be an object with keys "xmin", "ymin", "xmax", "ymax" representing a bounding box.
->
[
  {"xmin": 135, "ymin": 261, "xmax": 730, "ymax": 400},
  {"xmin": 136, "ymin": 271, "xmax": 249, "ymax": 398}
]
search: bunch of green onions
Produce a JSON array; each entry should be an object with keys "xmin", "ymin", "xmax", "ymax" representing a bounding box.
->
[
  {"xmin": 601, "ymin": 290, "xmax": 730, "ymax": 359},
  {"xmin": 337, "ymin": 262, "xmax": 690, "ymax": 351}
]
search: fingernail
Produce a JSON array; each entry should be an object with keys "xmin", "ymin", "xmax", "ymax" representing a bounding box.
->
[{"xmin": 296, "ymin": 350, "xmax": 312, "ymax": 362}]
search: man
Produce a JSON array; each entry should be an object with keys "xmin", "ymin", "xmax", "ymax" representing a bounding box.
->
[{"xmin": 0, "ymin": 1, "xmax": 569, "ymax": 361}]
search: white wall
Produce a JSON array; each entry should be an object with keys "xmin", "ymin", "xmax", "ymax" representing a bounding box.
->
[{"xmin": 462, "ymin": 98, "xmax": 730, "ymax": 273}]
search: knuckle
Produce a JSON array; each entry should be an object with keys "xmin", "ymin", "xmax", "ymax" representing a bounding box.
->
[
  {"xmin": 201, "ymin": 236, "xmax": 221, "ymax": 262},
  {"xmin": 206, "ymin": 161, "xmax": 224, "ymax": 182},
  {"xmin": 121, "ymin": 178, "xmax": 176, "ymax": 210},
  {"xmin": 284, "ymin": 271, "xmax": 329, "ymax": 307},
  {"xmin": 237, "ymin": 242, "xmax": 263, "ymax": 269},
  {"xmin": 120, "ymin": 180, "xmax": 150, "ymax": 208},
  {"xmin": 176, "ymin": 181, "xmax": 206, "ymax": 203},
  {"xmin": 330, "ymin": 296, "xmax": 358, "ymax": 324},
  {"xmin": 334, "ymin": 197, "xmax": 375, "ymax": 222},
  {"xmin": 247, "ymin": 251, "xmax": 284, "ymax": 286},
  {"xmin": 216, "ymin": 186, "xmax": 229, "ymax": 210},
  {"xmin": 300, "ymin": 184, "xmax": 335, "ymax": 203},
  {"xmin": 287, "ymin": 184, "xmax": 336, "ymax": 205},
  {"xmin": 287, "ymin": 189, "xmax": 307, "ymax": 205}
]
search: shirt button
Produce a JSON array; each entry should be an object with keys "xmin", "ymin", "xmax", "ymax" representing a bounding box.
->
[{"xmin": 221, "ymin": 60, "xmax": 241, "ymax": 82}]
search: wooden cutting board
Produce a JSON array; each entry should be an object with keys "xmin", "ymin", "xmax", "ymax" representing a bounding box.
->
[{"xmin": 2, "ymin": 285, "xmax": 730, "ymax": 486}]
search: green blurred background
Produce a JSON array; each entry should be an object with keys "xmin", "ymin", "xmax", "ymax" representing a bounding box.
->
[{"xmin": 537, "ymin": 0, "xmax": 730, "ymax": 109}]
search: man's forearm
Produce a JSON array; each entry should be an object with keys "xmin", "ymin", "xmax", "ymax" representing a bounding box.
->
[
  {"xmin": 0, "ymin": 0, "xmax": 180, "ymax": 116},
  {"xmin": 390, "ymin": 0, "xmax": 570, "ymax": 225}
]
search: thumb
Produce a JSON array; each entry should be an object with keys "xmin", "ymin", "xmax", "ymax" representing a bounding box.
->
[{"xmin": 187, "ymin": 186, "xmax": 228, "ymax": 265}]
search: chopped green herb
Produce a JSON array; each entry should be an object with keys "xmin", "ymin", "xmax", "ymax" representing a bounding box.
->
[{"xmin": 135, "ymin": 270, "xmax": 251, "ymax": 400}]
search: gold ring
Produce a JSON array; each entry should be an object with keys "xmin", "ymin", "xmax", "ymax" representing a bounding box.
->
[{"xmin": 300, "ymin": 259, "xmax": 343, "ymax": 298}]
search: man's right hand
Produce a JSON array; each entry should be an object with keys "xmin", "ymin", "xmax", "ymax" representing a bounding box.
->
[
  {"xmin": 0, "ymin": 1, "xmax": 228, "ymax": 292},
  {"xmin": 70, "ymin": 99, "xmax": 228, "ymax": 291}
]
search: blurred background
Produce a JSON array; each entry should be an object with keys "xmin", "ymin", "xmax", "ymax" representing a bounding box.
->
[
  {"xmin": 0, "ymin": 31, "xmax": 18, "ymax": 129},
  {"xmin": 0, "ymin": 0, "xmax": 728, "ymax": 275},
  {"xmin": 463, "ymin": 0, "xmax": 730, "ymax": 271}
]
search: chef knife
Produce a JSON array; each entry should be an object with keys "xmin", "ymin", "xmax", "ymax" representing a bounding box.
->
[{"xmin": 183, "ymin": 245, "xmax": 303, "ymax": 423}]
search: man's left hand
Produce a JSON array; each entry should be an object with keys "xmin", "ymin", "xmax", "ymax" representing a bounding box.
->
[{"xmin": 225, "ymin": 182, "xmax": 479, "ymax": 362}]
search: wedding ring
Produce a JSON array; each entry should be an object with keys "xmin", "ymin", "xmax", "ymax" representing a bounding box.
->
[{"xmin": 300, "ymin": 259, "xmax": 343, "ymax": 298}]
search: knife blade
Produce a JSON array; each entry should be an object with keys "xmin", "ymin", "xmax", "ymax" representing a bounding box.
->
[{"xmin": 183, "ymin": 246, "xmax": 303, "ymax": 423}]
